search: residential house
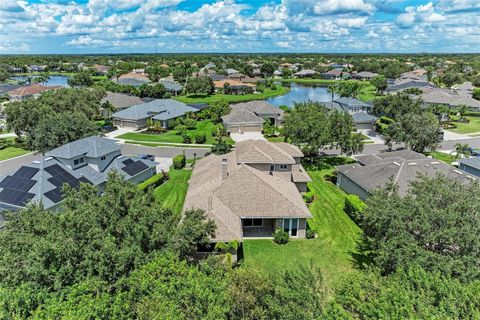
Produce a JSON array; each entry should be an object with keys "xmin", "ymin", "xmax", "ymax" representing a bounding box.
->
[
  {"xmin": 226, "ymin": 68, "xmax": 239, "ymax": 75},
  {"xmin": 101, "ymin": 92, "xmax": 148, "ymax": 113},
  {"xmin": 213, "ymin": 79, "xmax": 256, "ymax": 94},
  {"xmin": 93, "ymin": 64, "xmax": 110, "ymax": 75},
  {"xmin": 322, "ymin": 97, "xmax": 377, "ymax": 130},
  {"xmin": 458, "ymin": 157, "xmax": 480, "ymax": 177},
  {"xmin": 0, "ymin": 136, "xmax": 157, "ymax": 212},
  {"xmin": 183, "ymin": 140, "xmax": 312, "ymax": 254},
  {"xmin": 353, "ymin": 71, "xmax": 379, "ymax": 81},
  {"xmin": 6, "ymin": 84, "xmax": 61, "ymax": 101},
  {"xmin": 222, "ymin": 101, "xmax": 284, "ymax": 134},
  {"xmin": 336, "ymin": 149, "xmax": 476, "ymax": 200},
  {"xmin": 158, "ymin": 79, "xmax": 183, "ymax": 96},
  {"xmin": 113, "ymin": 72, "xmax": 150, "ymax": 87},
  {"xmin": 294, "ymin": 69, "xmax": 317, "ymax": 78},
  {"xmin": 453, "ymin": 82, "xmax": 474, "ymax": 97},
  {"xmin": 386, "ymin": 78, "xmax": 436, "ymax": 93},
  {"xmin": 320, "ymin": 69, "xmax": 349, "ymax": 80},
  {"xmin": 112, "ymin": 99, "xmax": 199, "ymax": 129},
  {"xmin": 420, "ymin": 88, "xmax": 480, "ymax": 111}
]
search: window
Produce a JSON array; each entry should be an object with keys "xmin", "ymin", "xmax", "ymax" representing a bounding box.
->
[
  {"xmin": 270, "ymin": 165, "xmax": 275, "ymax": 172},
  {"xmin": 73, "ymin": 157, "xmax": 84, "ymax": 166},
  {"xmin": 243, "ymin": 218, "xmax": 263, "ymax": 227},
  {"xmin": 101, "ymin": 156, "xmax": 106, "ymax": 161},
  {"xmin": 279, "ymin": 164, "xmax": 288, "ymax": 171},
  {"xmin": 283, "ymin": 218, "xmax": 299, "ymax": 237}
]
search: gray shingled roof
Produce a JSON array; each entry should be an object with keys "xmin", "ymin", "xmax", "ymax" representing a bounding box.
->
[
  {"xmin": 222, "ymin": 110, "xmax": 264, "ymax": 125},
  {"xmin": 352, "ymin": 112, "xmax": 378, "ymax": 123},
  {"xmin": 339, "ymin": 150, "xmax": 476, "ymax": 197},
  {"xmin": 231, "ymin": 100, "xmax": 283, "ymax": 116},
  {"xmin": 112, "ymin": 99, "xmax": 198, "ymax": 121},
  {"xmin": 158, "ymin": 80, "xmax": 183, "ymax": 92},
  {"xmin": 46, "ymin": 136, "xmax": 120, "ymax": 159},
  {"xmin": 183, "ymin": 141, "xmax": 311, "ymax": 242},
  {"xmin": 101, "ymin": 92, "xmax": 144, "ymax": 110}
]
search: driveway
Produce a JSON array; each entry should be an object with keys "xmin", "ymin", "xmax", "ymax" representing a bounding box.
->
[
  {"xmin": 443, "ymin": 130, "xmax": 474, "ymax": 141},
  {"xmin": 230, "ymin": 132, "xmax": 266, "ymax": 142},
  {"xmin": 155, "ymin": 157, "xmax": 173, "ymax": 172},
  {"xmin": 357, "ymin": 129, "xmax": 385, "ymax": 145},
  {"xmin": 105, "ymin": 126, "xmax": 137, "ymax": 139}
]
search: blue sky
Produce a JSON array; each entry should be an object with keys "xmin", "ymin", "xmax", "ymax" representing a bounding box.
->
[{"xmin": 1, "ymin": 0, "xmax": 479, "ymax": 54}]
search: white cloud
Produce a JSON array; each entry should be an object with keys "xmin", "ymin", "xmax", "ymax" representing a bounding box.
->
[{"xmin": 335, "ymin": 17, "xmax": 367, "ymax": 28}]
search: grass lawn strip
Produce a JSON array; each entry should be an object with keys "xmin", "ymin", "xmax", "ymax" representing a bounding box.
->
[
  {"xmin": 243, "ymin": 157, "xmax": 362, "ymax": 287},
  {"xmin": 153, "ymin": 168, "xmax": 192, "ymax": 216},
  {"xmin": 0, "ymin": 138, "xmax": 30, "ymax": 161},
  {"xmin": 426, "ymin": 151, "xmax": 457, "ymax": 165},
  {"xmin": 175, "ymin": 86, "xmax": 288, "ymax": 104},
  {"xmin": 117, "ymin": 120, "xmax": 233, "ymax": 145},
  {"xmin": 448, "ymin": 116, "xmax": 480, "ymax": 134},
  {"xmin": 124, "ymin": 141, "xmax": 212, "ymax": 149}
]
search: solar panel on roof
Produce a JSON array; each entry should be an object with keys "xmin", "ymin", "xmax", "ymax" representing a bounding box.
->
[
  {"xmin": 122, "ymin": 159, "xmax": 134, "ymax": 166},
  {"xmin": 122, "ymin": 160, "xmax": 148, "ymax": 176},
  {"xmin": 44, "ymin": 188, "xmax": 63, "ymax": 203},
  {"xmin": 13, "ymin": 167, "xmax": 39, "ymax": 179},
  {"xmin": 0, "ymin": 189, "xmax": 34, "ymax": 207},
  {"xmin": 45, "ymin": 164, "xmax": 63, "ymax": 176},
  {"xmin": 0, "ymin": 176, "xmax": 36, "ymax": 192}
]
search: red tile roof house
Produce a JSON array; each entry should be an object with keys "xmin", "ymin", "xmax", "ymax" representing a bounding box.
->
[
  {"xmin": 183, "ymin": 140, "xmax": 312, "ymax": 260},
  {"xmin": 6, "ymin": 84, "xmax": 61, "ymax": 101}
]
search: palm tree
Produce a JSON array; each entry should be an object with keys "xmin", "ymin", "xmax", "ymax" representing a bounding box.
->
[
  {"xmin": 452, "ymin": 143, "xmax": 471, "ymax": 159},
  {"xmin": 327, "ymin": 83, "xmax": 340, "ymax": 101},
  {"xmin": 457, "ymin": 105, "xmax": 469, "ymax": 122},
  {"xmin": 101, "ymin": 101, "xmax": 116, "ymax": 119}
]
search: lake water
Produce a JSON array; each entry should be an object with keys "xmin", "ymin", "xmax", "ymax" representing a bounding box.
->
[
  {"xmin": 266, "ymin": 82, "xmax": 336, "ymax": 108},
  {"xmin": 10, "ymin": 75, "xmax": 70, "ymax": 87}
]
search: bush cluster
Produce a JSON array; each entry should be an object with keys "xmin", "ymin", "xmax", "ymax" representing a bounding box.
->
[
  {"xmin": 137, "ymin": 172, "xmax": 169, "ymax": 191},
  {"xmin": 173, "ymin": 154, "xmax": 186, "ymax": 169},
  {"xmin": 273, "ymin": 228, "xmax": 289, "ymax": 244},
  {"xmin": 344, "ymin": 194, "xmax": 366, "ymax": 223}
]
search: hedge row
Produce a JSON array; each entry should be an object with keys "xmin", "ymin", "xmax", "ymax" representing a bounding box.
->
[
  {"xmin": 138, "ymin": 172, "xmax": 168, "ymax": 191},
  {"xmin": 344, "ymin": 194, "xmax": 366, "ymax": 223},
  {"xmin": 173, "ymin": 154, "xmax": 186, "ymax": 169}
]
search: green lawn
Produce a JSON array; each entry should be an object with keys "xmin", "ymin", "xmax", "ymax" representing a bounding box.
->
[
  {"xmin": 426, "ymin": 151, "xmax": 456, "ymax": 164},
  {"xmin": 266, "ymin": 136, "xmax": 285, "ymax": 142},
  {"xmin": 0, "ymin": 138, "xmax": 30, "ymax": 161},
  {"xmin": 243, "ymin": 157, "xmax": 362, "ymax": 284},
  {"xmin": 448, "ymin": 116, "xmax": 480, "ymax": 134},
  {"xmin": 125, "ymin": 141, "xmax": 212, "ymax": 149},
  {"xmin": 153, "ymin": 168, "xmax": 192, "ymax": 215},
  {"xmin": 175, "ymin": 86, "xmax": 288, "ymax": 104},
  {"xmin": 117, "ymin": 120, "xmax": 233, "ymax": 145},
  {"xmin": 358, "ymin": 84, "xmax": 377, "ymax": 102}
]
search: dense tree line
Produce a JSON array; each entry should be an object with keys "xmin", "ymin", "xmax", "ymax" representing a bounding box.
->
[
  {"xmin": 283, "ymin": 101, "xmax": 364, "ymax": 156},
  {"xmin": 4, "ymin": 87, "xmax": 104, "ymax": 152}
]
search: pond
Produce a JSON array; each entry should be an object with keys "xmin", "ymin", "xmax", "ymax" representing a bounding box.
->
[
  {"xmin": 10, "ymin": 75, "xmax": 70, "ymax": 87},
  {"xmin": 266, "ymin": 82, "xmax": 337, "ymax": 108}
]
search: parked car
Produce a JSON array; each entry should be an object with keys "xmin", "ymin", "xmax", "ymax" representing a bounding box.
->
[
  {"xmin": 102, "ymin": 125, "xmax": 118, "ymax": 133},
  {"xmin": 467, "ymin": 148, "xmax": 480, "ymax": 157},
  {"xmin": 139, "ymin": 154, "xmax": 155, "ymax": 161}
]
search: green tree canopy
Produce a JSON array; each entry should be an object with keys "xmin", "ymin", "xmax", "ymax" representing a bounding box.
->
[
  {"xmin": 185, "ymin": 76, "xmax": 214, "ymax": 95},
  {"xmin": 68, "ymin": 71, "xmax": 94, "ymax": 87},
  {"xmin": 360, "ymin": 175, "xmax": 480, "ymax": 281}
]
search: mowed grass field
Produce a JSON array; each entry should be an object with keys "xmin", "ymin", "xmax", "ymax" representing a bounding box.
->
[
  {"xmin": 117, "ymin": 120, "xmax": 234, "ymax": 145},
  {"xmin": 0, "ymin": 138, "xmax": 30, "ymax": 161},
  {"xmin": 153, "ymin": 168, "xmax": 192, "ymax": 215},
  {"xmin": 175, "ymin": 86, "xmax": 288, "ymax": 104},
  {"xmin": 243, "ymin": 157, "xmax": 363, "ymax": 285}
]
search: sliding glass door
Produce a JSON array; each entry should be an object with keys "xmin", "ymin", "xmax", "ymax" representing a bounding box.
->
[{"xmin": 282, "ymin": 218, "xmax": 298, "ymax": 237}]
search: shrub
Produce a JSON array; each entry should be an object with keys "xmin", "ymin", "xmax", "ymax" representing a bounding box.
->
[
  {"xmin": 137, "ymin": 172, "xmax": 168, "ymax": 191},
  {"xmin": 175, "ymin": 124, "xmax": 187, "ymax": 135},
  {"xmin": 303, "ymin": 191, "xmax": 314, "ymax": 204},
  {"xmin": 173, "ymin": 154, "xmax": 186, "ymax": 169},
  {"xmin": 273, "ymin": 228, "xmax": 289, "ymax": 244},
  {"xmin": 182, "ymin": 134, "xmax": 192, "ymax": 144},
  {"xmin": 324, "ymin": 172, "xmax": 337, "ymax": 184},
  {"xmin": 183, "ymin": 118, "xmax": 196, "ymax": 129},
  {"xmin": 344, "ymin": 194, "xmax": 366, "ymax": 223},
  {"xmin": 306, "ymin": 229, "xmax": 315, "ymax": 239},
  {"xmin": 195, "ymin": 132, "xmax": 207, "ymax": 144}
]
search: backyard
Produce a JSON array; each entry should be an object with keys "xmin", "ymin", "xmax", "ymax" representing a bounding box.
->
[
  {"xmin": 116, "ymin": 120, "xmax": 234, "ymax": 145},
  {"xmin": 175, "ymin": 86, "xmax": 288, "ymax": 104},
  {"xmin": 0, "ymin": 138, "xmax": 30, "ymax": 161},
  {"xmin": 242, "ymin": 157, "xmax": 363, "ymax": 285},
  {"xmin": 153, "ymin": 167, "xmax": 192, "ymax": 215}
]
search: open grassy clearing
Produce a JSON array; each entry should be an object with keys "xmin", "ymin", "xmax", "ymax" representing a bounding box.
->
[
  {"xmin": 426, "ymin": 151, "xmax": 457, "ymax": 164},
  {"xmin": 243, "ymin": 157, "xmax": 362, "ymax": 286},
  {"xmin": 175, "ymin": 86, "xmax": 288, "ymax": 104},
  {"xmin": 153, "ymin": 168, "xmax": 192, "ymax": 215},
  {"xmin": 117, "ymin": 120, "xmax": 233, "ymax": 145},
  {"xmin": 448, "ymin": 116, "xmax": 480, "ymax": 134},
  {"xmin": 0, "ymin": 138, "xmax": 30, "ymax": 161}
]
